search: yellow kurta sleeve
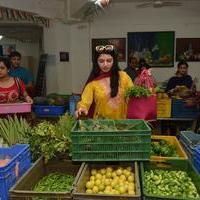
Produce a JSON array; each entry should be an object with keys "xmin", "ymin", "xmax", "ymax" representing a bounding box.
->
[
  {"xmin": 120, "ymin": 71, "xmax": 134, "ymax": 89},
  {"xmin": 77, "ymin": 82, "xmax": 94, "ymax": 112}
]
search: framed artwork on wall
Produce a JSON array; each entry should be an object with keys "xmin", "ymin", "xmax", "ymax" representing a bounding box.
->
[
  {"xmin": 60, "ymin": 52, "xmax": 69, "ymax": 62},
  {"xmin": 92, "ymin": 38, "xmax": 126, "ymax": 62},
  {"xmin": 176, "ymin": 38, "xmax": 200, "ymax": 62},
  {"xmin": 127, "ymin": 31, "xmax": 175, "ymax": 67}
]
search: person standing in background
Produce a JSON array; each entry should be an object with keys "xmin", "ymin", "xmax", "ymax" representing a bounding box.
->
[
  {"xmin": 165, "ymin": 60, "xmax": 193, "ymax": 93},
  {"xmin": 124, "ymin": 56, "xmax": 138, "ymax": 82},
  {"xmin": 9, "ymin": 51, "xmax": 34, "ymax": 97},
  {"xmin": 134, "ymin": 58, "xmax": 157, "ymax": 92}
]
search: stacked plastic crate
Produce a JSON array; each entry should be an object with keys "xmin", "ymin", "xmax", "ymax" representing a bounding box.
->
[
  {"xmin": 180, "ymin": 131, "xmax": 200, "ymax": 173},
  {"xmin": 194, "ymin": 147, "xmax": 200, "ymax": 173},
  {"xmin": 0, "ymin": 144, "xmax": 31, "ymax": 200}
]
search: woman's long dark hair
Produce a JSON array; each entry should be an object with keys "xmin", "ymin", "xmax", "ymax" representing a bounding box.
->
[
  {"xmin": 86, "ymin": 49, "xmax": 120, "ymax": 97},
  {"xmin": 0, "ymin": 57, "xmax": 11, "ymax": 69}
]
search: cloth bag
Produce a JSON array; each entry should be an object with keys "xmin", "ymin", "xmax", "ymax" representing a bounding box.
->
[{"xmin": 127, "ymin": 95, "xmax": 157, "ymax": 120}]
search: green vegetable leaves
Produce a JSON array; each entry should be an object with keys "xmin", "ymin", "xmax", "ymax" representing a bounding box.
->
[
  {"xmin": 125, "ymin": 86, "xmax": 152, "ymax": 98},
  {"xmin": 151, "ymin": 139, "xmax": 178, "ymax": 157},
  {"xmin": 28, "ymin": 113, "xmax": 75, "ymax": 162}
]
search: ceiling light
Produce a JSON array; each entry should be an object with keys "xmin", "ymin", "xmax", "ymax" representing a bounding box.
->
[{"xmin": 0, "ymin": 35, "xmax": 3, "ymax": 40}]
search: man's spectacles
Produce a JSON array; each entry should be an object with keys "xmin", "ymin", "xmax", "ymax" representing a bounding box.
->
[{"xmin": 95, "ymin": 45, "xmax": 114, "ymax": 53}]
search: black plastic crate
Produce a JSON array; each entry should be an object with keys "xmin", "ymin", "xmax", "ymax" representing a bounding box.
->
[{"xmin": 9, "ymin": 156, "xmax": 84, "ymax": 200}]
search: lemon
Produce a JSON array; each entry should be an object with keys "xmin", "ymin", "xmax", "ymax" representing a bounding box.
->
[
  {"xmin": 128, "ymin": 190, "xmax": 135, "ymax": 195},
  {"xmin": 106, "ymin": 167, "xmax": 113, "ymax": 173},
  {"xmin": 98, "ymin": 184, "xmax": 105, "ymax": 191},
  {"xmin": 111, "ymin": 171, "xmax": 117, "ymax": 178},
  {"xmin": 91, "ymin": 169, "xmax": 97, "ymax": 176},
  {"xmin": 118, "ymin": 185, "xmax": 126, "ymax": 194},
  {"xmin": 95, "ymin": 179, "xmax": 101, "ymax": 186},
  {"xmin": 104, "ymin": 178, "xmax": 111, "ymax": 186},
  {"xmin": 111, "ymin": 180, "xmax": 118, "ymax": 188},
  {"xmin": 128, "ymin": 175, "xmax": 135, "ymax": 182},
  {"xmin": 128, "ymin": 182, "xmax": 135, "ymax": 189},
  {"xmin": 126, "ymin": 166, "xmax": 132, "ymax": 172},
  {"xmin": 119, "ymin": 174, "xmax": 126, "ymax": 181},
  {"xmin": 96, "ymin": 173, "xmax": 102, "ymax": 179},
  {"xmin": 105, "ymin": 185, "xmax": 112, "ymax": 191},
  {"xmin": 105, "ymin": 172, "xmax": 112, "ymax": 178},
  {"xmin": 124, "ymin": 169, "xmax": 131, "ymax": 177},
  {"xmin": 116, "ymin": 169, "xmax": 122, "ymax": 176},
  {"xmin": 92, "ymin": 186, "xmax": 99, "ymax": 193},
  {"xmin": 90, "ymin": 175, "xmax": 95, "ymax": 181},
  {"xmin": 86, "ymin": 189, "xmax": 93, "ymax": 194},
  {"xmin": 100, "ymin": 168, "xmax": 106, "ymax": 175},
  {"xmin": 86, "ymin": 181, "xmax": 94, "ymax": 189}
]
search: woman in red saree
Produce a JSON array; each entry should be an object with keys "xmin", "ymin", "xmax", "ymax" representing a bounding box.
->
[{"xmin": 0, "ymin": 57, "xmax": 33, "ymax": 104}]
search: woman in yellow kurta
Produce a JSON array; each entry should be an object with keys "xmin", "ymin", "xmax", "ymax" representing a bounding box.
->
[{"xmin": 75, "ymin": 45, "xmax": 133, "ymax": 119}]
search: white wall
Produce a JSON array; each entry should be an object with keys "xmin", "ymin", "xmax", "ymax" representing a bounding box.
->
[
  {"xmin": 70, "ymin": 23, "xmax": 91, "ymax": 93},
  {"xmin": 43, "ymin": 20, "xmax": 72, "ymax": 94},
  {"xmin": 69, "ymin": 2, "xmax": 200, "ymax": 93},
  {"xmin": 1, "ymin": 1, "xmax": 200, "ymax": 94},
  {"xmin": 0, "ymin": 38, "xmax": 39, "ymax": 81}
]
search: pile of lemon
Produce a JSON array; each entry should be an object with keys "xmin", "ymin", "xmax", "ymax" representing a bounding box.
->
[{"xmin": 85, "ymin": 166, "xmax": 136, "ymax": 195}]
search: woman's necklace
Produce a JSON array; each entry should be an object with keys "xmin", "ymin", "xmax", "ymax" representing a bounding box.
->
[{"xmin": 0, "ymin": 76, "xmax": 10, "ymax": 82}]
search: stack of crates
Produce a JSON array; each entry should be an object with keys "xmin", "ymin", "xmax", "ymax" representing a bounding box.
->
[
  {"xmin": 156, "ymin": 92, "xmax": 171, "ymax": 118},
  {"xmin": 71, "ymin": 119, "xmax": 151, "ymax": 161},
  {"xmin": 70, "ymin": 119, "xmax": 151, "ymax": 199},
  {"xmin": 194, "ymin": 147, "xmax": 200, "ymax": 173},
  {"xmin": 180, "ymin": 131, "xmax": 200, "ymax": 173},
  {"xmin": 0, "ymin": 144, "xmax": 31, "ymax": 200}
]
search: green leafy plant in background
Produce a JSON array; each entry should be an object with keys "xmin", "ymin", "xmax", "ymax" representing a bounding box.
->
[
  {"xmin": 28, "ymin": 113, "xmax": 75, "ymax": 162},
  {"xmin": 0, "ymin": 115, "xmax": 31, "ymax": 146},
  {"xmin": 125, "ymin": 86, "xmax": 152, "ymax": 98}
]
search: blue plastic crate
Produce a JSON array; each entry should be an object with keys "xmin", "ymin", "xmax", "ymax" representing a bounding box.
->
[
  {"xmin": 69, "ymin": 94, "xmax": 81, "ymax": 116},
  {"xmin": 171, "ymin": 98, "xmax": 199, "ymax": 118},
  {"xmin": 0, "ymin": 144, "xmax": 31, "ymax": 200},
  {"xmin": 180, "ymin": 131, "xmax": 200, "ymax": 149},
  {"xmin": 180, "ymin": 140, "xmax": 194, "ymax": 159},
  {"xmin": 194, "ymin": 157, "xmax": 200, "ymax": 173},
  {"xmin": 194, "ymin": 147, "xmax": 200, "ymax": 160},
  {"xmin": 33, "ymin": 105, "xmax": 66, "ymax": 117}
]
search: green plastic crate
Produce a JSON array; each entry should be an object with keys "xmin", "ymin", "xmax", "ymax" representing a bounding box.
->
[
  {"xmin": 71, "ymin": 119, "xmax": 151, "ymax": 161},
  {"xmin": 140, "ymin": 160, "xmax": 200, "ymax": 200}
]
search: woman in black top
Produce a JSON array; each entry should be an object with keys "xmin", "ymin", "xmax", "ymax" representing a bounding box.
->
[{"xmin": 166, "ymin": 61, "xmax": 193, "ymax": 92}]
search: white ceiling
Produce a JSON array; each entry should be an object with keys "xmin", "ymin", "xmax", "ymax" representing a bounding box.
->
[{"xmin": 0, "ymin": 0, "xmax": 200, "ymax": 42}]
